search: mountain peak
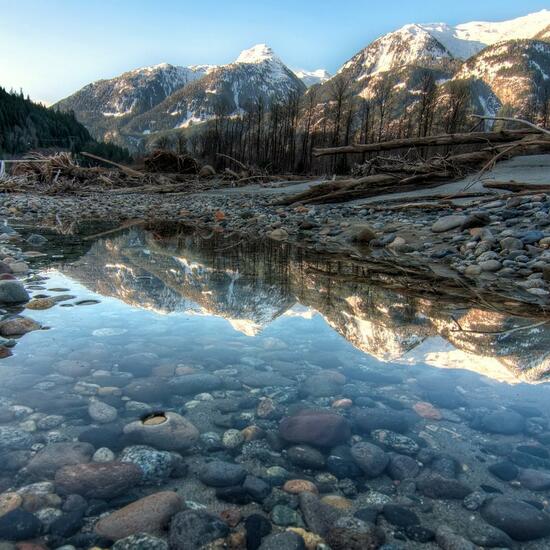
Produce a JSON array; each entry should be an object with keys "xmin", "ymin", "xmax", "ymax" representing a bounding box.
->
[{"xmin": 235, "ymin": 44, "xmax": 279, "ymax": 64}]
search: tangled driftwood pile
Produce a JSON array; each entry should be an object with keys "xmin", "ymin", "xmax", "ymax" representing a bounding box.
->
[
  {"xmin": 142, "ymin": 150, "xmax": 201, "ymax": 174},
  {"xmin": 278, "ymin": 120, "xmax": 550, "ymax": 206}
]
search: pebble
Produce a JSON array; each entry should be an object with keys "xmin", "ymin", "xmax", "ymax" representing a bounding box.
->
[{"xmin": 283, "ymin": 479, "xmax": 318, "ymax": 495}]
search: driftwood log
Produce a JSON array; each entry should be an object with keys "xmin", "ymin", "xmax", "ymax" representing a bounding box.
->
[{"xmin": 312, "ymin": 129, "xmax": 535, "ymax": 157}]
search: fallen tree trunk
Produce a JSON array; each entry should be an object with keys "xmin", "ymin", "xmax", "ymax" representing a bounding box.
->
[{"xmin": 312, "ymin": 129, "xmax": 534, "ymax": 157}]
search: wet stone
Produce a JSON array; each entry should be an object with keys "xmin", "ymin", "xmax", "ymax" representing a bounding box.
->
[
  {"xmin": 287, "ymin": 445, "xmax": 326, "ymax": 469},
  {"xmin": 169, "ymin": 509, "xmax": 229, "ymax": 550},
  {"xmin": 119, "ymin": 445, "xmax": 175, "ymax": 484},
  {"xmin": 55, "ymin": 462, "xmax": 143, "ymax": 499},
  {"xmin": 245, "ymin": 513, "xmax": 272, "ymax": 550},
  {"xmin": 25, "ymin": 442, "xmax": 94, "ymax": 479},
  {"xmin": 95, "ymin": 491, "xmax": 182, "ymax": 540},
  {"xmin": 350, "ymin": 441, "xmax": 389, "ymax": 478},
  {"xmin": 435, "ymin": 525, "xmax": 475, "ymax": 550},
  {"xmin": 259, "ymin": 531, "xmax": 306, "ymax": 550},
  {"xmin": 0, "ymin": 427, "xmax": 33, "ymax": 451},
  {"xmin": 123, "ymin": 412, "xmax": 199, "ymax": 451},
  {"xmin": 479, "ymin": 410, "xmax": 525, "ymax": 435},
  {"xmin": 382, "ymin": 504, "xmax": 420, "ymax": 527},
  {"xmin": 417, "ymin": 474, "xmax": 472, "ymax": 499},
  {"xmin": 481, "ymin": 496, "xmax": 550, "ymax": 541},
  {"xmin": 0, "ymin": 281, "xmax": 29, "ymax": 304},
  {"xmin": 467, "ymin": 521, "xmax": 514, "ymax": 548},
  {"xmin": 371, "ymin": 429, "xmax": 419, "ymax": 455},
  {"xmin": 199, "ymin": 461, "xmax": 247, "ymax": 487},
  {"xmin": 387, "ymin": 453, "xmax": 420, "ymax": 480},
  {"xmin": 279, "ymin": 410, "xmax": 351, "ymax": 447},
  {"xmin": 112, "ymin": 534, "xmax": 168, "ymax": 550},
  {"xmin": 325, "ymin": 516, "xmax": 385, "ymax": 550},
  {"xmin": 0, "ymin": 508, "xmax": 41, "ymax": 541}
]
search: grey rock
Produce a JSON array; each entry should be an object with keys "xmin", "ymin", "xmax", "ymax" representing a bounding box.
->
[
  {"xmin": 199, "ymin": 461, "xmax": 247, "ymax": 487},
  {"xmin": 113, "ymin": 534, "xmax": 168, "ymax": 550},
  {"xmin": 119, "ymin": 445, "xmax": 174, "ymax": 484},
  {"xmin": 298, "ymin": 491, "xmax": 344, "ymax": 537},
  {"xmin": 518, "ymin": 468, "xmax": 550, "ymax": 491},
  {"xmin": 259, "ymin": 531, "xmax": 305, "ymax": 550},
  {"xmin": 351, "ymin": 442, "xmax": 389, "ymax": 478},
  {"xmin": 88, "ymin": 399, "xmax": 118, "ymax": 423},
  {"xmin": 26, "ymin": 441, "xmax": 94, "ymax": 478},
  {"xmin": 0, "ymin": 426, "xmax": 33, "ymax": 451},
  {"xmin": 431, "ymin": 215, "xmax": 466, "ymax": 233},
  {"xmin": 417, "ymin": 474, "xmax": 472, "ymax": 499},
  {"xmin": 435, "ymin": 525, "xmax": 475, "ymax": 550},
  {"xmin": 169, "ymin": 510, "xmax": 229, "ymax": 550},
  {"xmin": 481, "ymin": 496, "xmax": 550, "ymax": 541},
  {"xmin": 123, "ymin": 412, "xmax": 199, "ymax": 451},
  {"xmin": 387, "ymin": 454, "xmax": 420, "ymax": 480},
  {"xmin": 287, "ymin": 445, "xmax": 326, "ymax": 469},
  {"xmin": 0, "ymin": 280, "xmax": 29, "ymax": 303},
  {"xmin": 467, "ymin": 522, "xmax": 514, "ymax": 548}
]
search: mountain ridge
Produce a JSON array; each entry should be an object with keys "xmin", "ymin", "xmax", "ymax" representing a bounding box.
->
[{"xmin": 53, "ymin": 10, "xmax": 550, "ymax": 148}]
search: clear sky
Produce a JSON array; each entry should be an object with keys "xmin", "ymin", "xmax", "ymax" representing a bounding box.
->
[{"xmin": 1, "ymin": 0, "xmax": 548, "ymax": 105}]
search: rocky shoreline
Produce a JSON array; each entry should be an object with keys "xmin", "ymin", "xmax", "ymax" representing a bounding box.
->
[{"xmin": 2, "ymin": 182, "xmax": 550, "ymax": 310}]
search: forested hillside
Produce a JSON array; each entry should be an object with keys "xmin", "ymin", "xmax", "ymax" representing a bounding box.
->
[{"xmin": 0, "ymin": 87, "xmax": 131, "ymax": 162}]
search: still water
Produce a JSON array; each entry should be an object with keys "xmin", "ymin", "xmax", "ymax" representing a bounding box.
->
[{"xmin": 1, "ymin": 225, "xmax": 550, "ymax": 549}]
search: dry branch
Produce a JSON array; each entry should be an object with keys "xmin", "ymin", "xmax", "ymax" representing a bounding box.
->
[
  {"xmin": 472, "ymin": 114, "xmax": 550, "ymax": 136},
  {"xmin": 80, "ymin": 152, "xmax": 143, "ymax": 177}
]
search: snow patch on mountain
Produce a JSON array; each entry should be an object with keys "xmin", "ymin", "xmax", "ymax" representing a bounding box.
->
[
  {"xmin": 294, "ymin": 68, "xmax": 332, "ymax": 87},
  {"xmin": 340, "ymin": 24, "xmax": 452, "ymax": 79},
  {"xmin": 420, "ymin": 9, "xmax": 550, "ymax": 59},
  {"xmin": 236, "ymin": 43, "xmax": 278, "ymax": 64}
]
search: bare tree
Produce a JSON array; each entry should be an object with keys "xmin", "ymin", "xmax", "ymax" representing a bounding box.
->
[
  {"xmin": 441, "ymin": 80, "xmax": 471, "ymax": 134},
  {"xmin": 417, "ymin": 70, "xmax": 438, "ymax": 137},
  {"xmin": 371, "ymin": 73, "xmax": 396, "ymax": 142}
]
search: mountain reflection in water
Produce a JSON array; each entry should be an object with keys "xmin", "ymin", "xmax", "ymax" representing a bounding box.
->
[{"xmin": 60, "ymin": 227, "xmax": 550, "ymax": 383}]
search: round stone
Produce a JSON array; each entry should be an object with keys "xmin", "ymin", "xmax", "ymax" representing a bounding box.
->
[
  {"xmin": 123, "ymin": 412, "xmax": 199, "ymax": 451},
  {"xmin": 95, "ymin": 491, "xmax": 182, "ymax": 540}
]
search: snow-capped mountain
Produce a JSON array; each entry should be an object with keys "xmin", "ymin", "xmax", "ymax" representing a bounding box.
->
[
  {"xmin": 54, "ymin": 63, "xmax": 216, "ymax": 140},
  {"xmin": 422, "ymin": 9, "xmax": 550, "ymax": 59},
  {"xmin": 339, "ymin": 24, "xmax": 455, "ymax": 80},
  {"xmin": 54, "ymin": 10, "xmax": 550, "ymax": 147},
  {"xmin": 294, "ymin": 69, "xmax": 332, "ymax": 87},
  {"xmin": 122, "ymin": 44, "xmax": 305, "ymax": 136}
]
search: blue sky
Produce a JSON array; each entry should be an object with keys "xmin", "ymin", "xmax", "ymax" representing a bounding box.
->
[{"xmin": 0, "ymin": 0, "xmax": 548, "ymax": 104}]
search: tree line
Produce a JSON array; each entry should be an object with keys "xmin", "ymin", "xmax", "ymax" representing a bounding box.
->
[
  {"xmin": 0, "ymin": 87, "xmax": 131, "ymax": 162},
  {"xmin": 151, "ymin": 71, "xmax": 550, "ymax": 175}
]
